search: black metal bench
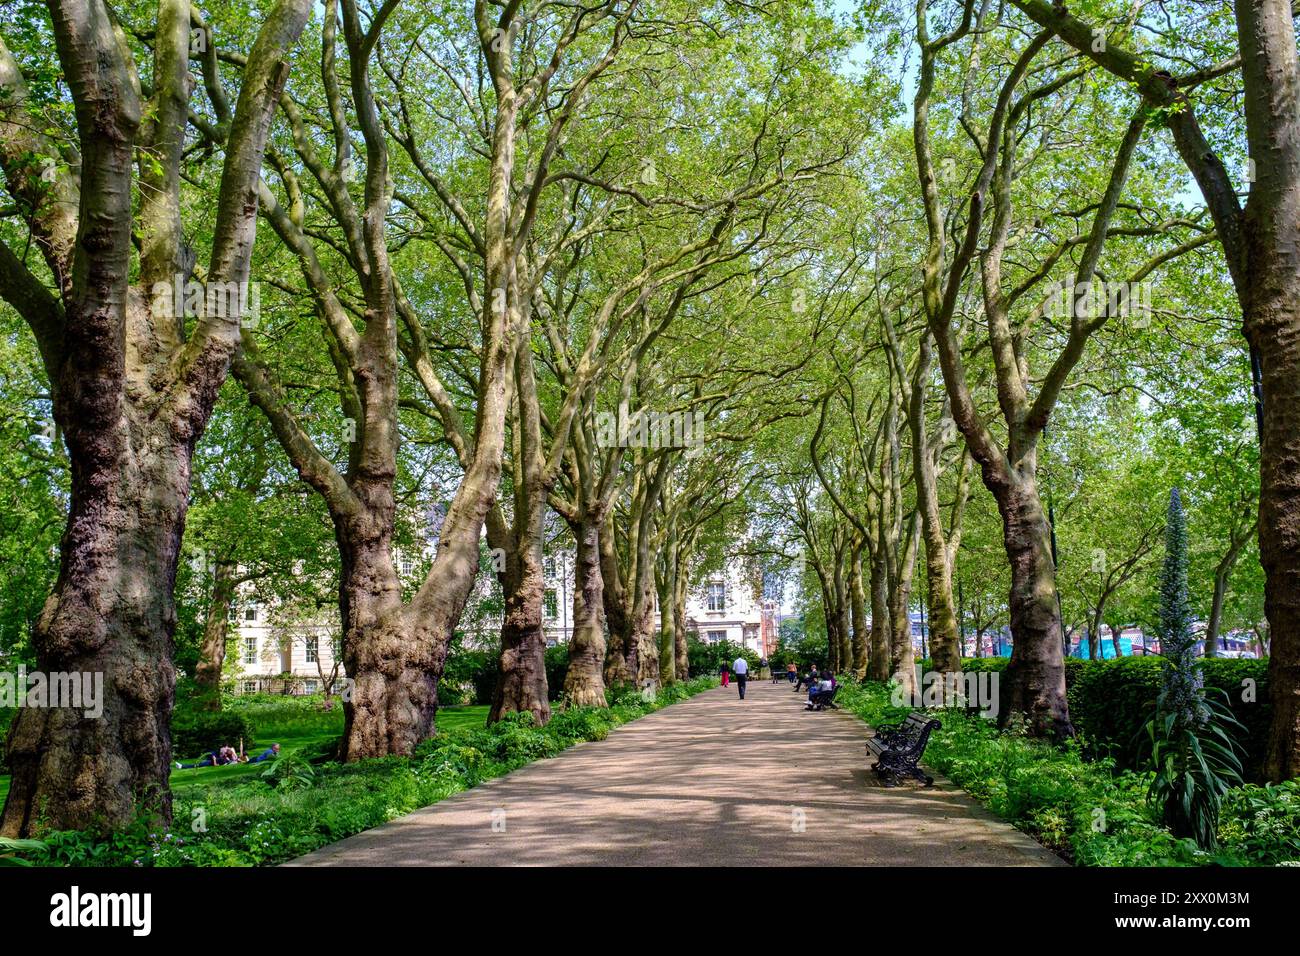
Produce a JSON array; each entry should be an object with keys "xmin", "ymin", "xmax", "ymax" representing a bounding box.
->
[
  {"xmin": 772, "ymin": 670, "xmax": 793, "ymax": 684},
  {"xmin": 805, "ymin": 686, "xmax": 839, "ymax": 711},
  {"xmin": 865, "ymin": 711, "xmax": 941, "ymax": 786}
]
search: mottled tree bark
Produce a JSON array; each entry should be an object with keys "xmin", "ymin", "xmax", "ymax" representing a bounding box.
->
[
  {"xmin": 562, "ymin": 516, "xmax": 608, "ymax": 706},
  {"xmin": 0, "ymin": 0, "xmax": 309, "ymax": 836},
  {"xmin": 868, "ymin": 543, "xmax": 892, "ymax": 680},
  {"xmin": 850, "ymin": 539, "xmax": 869, "ymax": 677},
  {"xmin": 995, "ymin": 473, "xmax": 1071, "ymax": 737}
]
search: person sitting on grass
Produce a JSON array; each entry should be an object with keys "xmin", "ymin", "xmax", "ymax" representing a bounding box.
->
[{"xmin": 244, "ymin": 743, "xmax": 281, "ymax": 764}]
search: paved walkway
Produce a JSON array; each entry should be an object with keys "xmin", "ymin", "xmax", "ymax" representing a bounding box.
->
[{"xmin": 288, "ymin": 681, "xmax": 1062, "ymax": 866}]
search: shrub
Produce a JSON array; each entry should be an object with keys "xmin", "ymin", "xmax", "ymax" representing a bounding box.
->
[
  {"xmin": 260, "ymin": 754, "xmax": 316, "ymax": 791},
  {"xmin": 920, "ymin": 655, "xmax": 1270, "ymax": 778},
  {"xmin": 545, "ymin": 644, "xmax": 569, "ymax": 700},
  {"xmin": 545, "ymin": 707, "xmax": 616, "ymax": 744},
  {"xmin": 223, "ymin": 693, "xmax": 345, "ymax": 740},
  {"xmin": 171, "ymin": 708, "xmax": 254, "ymax": 760},
  {"xmin": 1217, "ymin": 780, "xmax": 1300, "ymax": 865}
]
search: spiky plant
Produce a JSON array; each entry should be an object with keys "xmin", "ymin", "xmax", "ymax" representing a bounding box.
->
[{"xmin": 1142, "ymin": 488, "xmax": 1245, "ymax": 849}]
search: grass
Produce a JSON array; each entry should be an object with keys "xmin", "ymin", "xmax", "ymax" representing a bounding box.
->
[{"xmin": 0, "ymin": 701, "xmax": 490, "ymax": 817}]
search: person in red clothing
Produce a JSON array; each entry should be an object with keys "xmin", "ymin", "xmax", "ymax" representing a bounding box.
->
[{"xmin": 719, "ymin": 663, "xmax": 730, "ymax": 687}]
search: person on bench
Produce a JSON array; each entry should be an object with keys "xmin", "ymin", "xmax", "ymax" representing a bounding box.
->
[
  {"xmin": 795, "ymin": 666, "xmax": 818, "ymax": 692},
  {"xmin": 805, "ymin": 670, "xmax": 836, "ymax": 710}
]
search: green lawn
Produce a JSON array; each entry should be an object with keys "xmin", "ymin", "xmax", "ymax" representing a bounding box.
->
[{"xmin": 0, "ymin": 703, "xmax": 491, "ymax": 809}]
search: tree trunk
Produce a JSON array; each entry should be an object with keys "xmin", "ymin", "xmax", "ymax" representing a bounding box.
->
[
  {"xmin": 995, "ymin": 475, "xmax": 1073, "ymax": 739},
  {"xmin": 867, "ymin": 545, "xmax": 891, "ymax": 680},
  {"xmin": 1, "ymin": 434, "xmax": 186, "ymax": 836},
  {"xmin": 832, "ymin": 544, "xmax": 851, "ymax": 673},
  {"xmin": 0, "ymin": 0, "xmax": 310, "ymax": 838},
  {"xmin": 599, "ymin": 512, "xmax": 632, "ymax": 689},
  {"xmin": 562, "ymin": 516, "xmax": 607, "ymax": 707},
  {"xmin": 888, "ymin": 517, "xmax": 920, "ymax": 696},
  {"xmin": 850, "ymin": 541, "xmax": 868, "ymax": 677},
  {"xmin": 337, "ymin": 506, "xmax": 436, "ymax": 759},
  {"xmin": 673, "ymin": 572, "xmax": 690, "ymax": 680},
  {"xmin": 910, "ymin": 333, "xmax": 962, "ymax": 673},
  {"xmin": 1206, "ymin": 527, "xmax": 1251, "ymax": 658},
  {"xmin": 1258, "ymin": 279, "xmax": 1300, "ymax": 776},
  {"xmin": 490, "ymin": 533, "xmax": 551, "ymax": 725},
  {"xmin": 656, "ymin": 553, "xmax": 676, "ymax": 684},
  {"xmin": 194, "ymin": 560, "xmax": 237, "ymax": 709},
  {"xmin": 630, "ymin": 571, "xmax": 660, "ymax": 688}
]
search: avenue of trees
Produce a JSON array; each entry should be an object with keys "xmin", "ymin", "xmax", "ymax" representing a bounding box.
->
[{"xmin": 0, "ymin": 0, "xmax": 1295, "ymax": 838}]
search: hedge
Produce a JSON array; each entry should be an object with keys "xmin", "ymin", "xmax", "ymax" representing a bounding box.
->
[
  {"xmin": 170, "ymin": 708, "xmax": 254, "ymax": 761},
  {"xmin": 916, "ymin": 656, "xmax": 1270, "ymax": 778}
]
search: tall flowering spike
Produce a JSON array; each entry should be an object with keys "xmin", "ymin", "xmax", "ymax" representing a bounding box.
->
[{"xmin": 1158, "ymin": 487, "xmax": 1201, "ymax": 725}]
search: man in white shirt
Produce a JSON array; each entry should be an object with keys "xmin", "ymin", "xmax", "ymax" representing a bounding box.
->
[{"xmin": 731, "ymin": 656, "xmax": 749, "ymax": 699}]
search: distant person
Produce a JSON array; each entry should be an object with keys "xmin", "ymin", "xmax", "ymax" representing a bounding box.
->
[
  {"xmin": 786, "ymin": 662, "xmax": 798, "ymax": 683},
  {"xmin": 732, "ymin": 655, "xmax": 749, "ymax": 699},
  {"xmin": 175, "ymin": 744, "xmax": 237, "ymax": 770},
  {"xmin": 245, "ymin": 743, "xmax": 282, "ymax": 764},
  {"xmin": 176, "ymin": 751, "xmax": 218, "ymax": 770},
  {"xmin": 719, "ymin": 663, "xmax": 730, "ymax": 688},
  {"xmin": 795, "ymin": 666, "xmax": 817, "ymax": 692}
]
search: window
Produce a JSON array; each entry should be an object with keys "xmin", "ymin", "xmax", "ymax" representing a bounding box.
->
[
  {"xmin": 244, "ymin": 604, "xmax": 258, "ymax": 622},
  {"xmin": 244, "ymin": 636, "xmax": 258, "ymax": 664},
  {"xmin": 707, "ymin": 582, "xmax": 726, "ymax": 612},
  {"xmin": 707, "ymin": 630, "xmax": 727, "ymax": 643},
  {"xmin": 242, "ymin": 680, "xmax": 258, "ymax": 695},
  {"xmin": 401, "ymin": 556, "xmax": 414, "ymax": 576},
  {"xmin": 303, "ymin": 680, "xmax": 319, "ymax": 694},
  {"xmin": 544, "ymin": 555, "xmax": 556, "ymax": 577},
  {"xmin": 544, "ymin": 589, "xmax": 558, "ymax": 619},
  {"xmin": 305, "ymin": 636, "xmax": 318, "ymax": 664}
]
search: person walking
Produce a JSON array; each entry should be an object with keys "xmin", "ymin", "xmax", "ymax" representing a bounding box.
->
[
  {"xmin": 732, "ymin": 655, "xmax": 749, "ymax": 699},
  {"xmin": 719, "ymin": 662, "xmax": 730, "ymax": 688}
]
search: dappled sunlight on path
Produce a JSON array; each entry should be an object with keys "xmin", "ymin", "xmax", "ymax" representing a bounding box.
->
[{"xmin": 288, "ymin": 682, "xmax": 1063, "ymax": 867}]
